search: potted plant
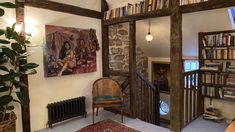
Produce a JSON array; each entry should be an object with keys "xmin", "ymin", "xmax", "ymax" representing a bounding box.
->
[{"xmin": 0, "ymin": 2, "xmax": 38, "ymax": 132}]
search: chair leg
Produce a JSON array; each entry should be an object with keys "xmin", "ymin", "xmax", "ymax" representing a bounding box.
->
[
  {"xmin": 92, "ymin": 106, "xmax": 95, "ymax": 124},
  {"xmin": 96, "ymin": 107, "xmax": 99, "ymax": 116}
]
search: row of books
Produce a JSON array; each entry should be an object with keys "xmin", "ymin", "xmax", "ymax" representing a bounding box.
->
[
  {"xmin": 223, "ymin": 87, "xmax": 235, "ymax": 99},
  {"xmin": 147, "ymin": 0, "xmax": 173, "ymax": 12},
  {"xmin": 201, "ymin": 73, "xmax": 223, "ymax": 85},
  {"xmin": 227, "ymin": 65, "xmax": 235, "ymax": 73},
  {"xmin": 225, "ymin": 74, "xmax": 235, "ymax": 85},
  {"xmin": 203, "ymin": 33, "xmax": 235, "ymax": 47},
  {"xmin": 104, "ymin": 1, "xmax": 146, "ymax": 20},
  {"xmin": 202, "ymin": 86, "xmax": 220, "ymax": 97},
  {"xmin": 180, "ymin": 0, "xmax": 208, "ymax": 6},
  {"xmin": 200, "ymin": 62, "xmax": 223, "ymax": 71},
  {"xmin": 202, "ymin": 49, "xmax": 235, "ymax": 60}
]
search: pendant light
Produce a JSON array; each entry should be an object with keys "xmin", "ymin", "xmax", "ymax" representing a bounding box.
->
[{"xmin": 145, "ymin": 19, "xmax": 153, "ymax": 43}]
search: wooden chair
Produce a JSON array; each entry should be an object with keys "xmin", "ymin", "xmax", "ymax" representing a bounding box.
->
[{"xmin": 92, "ymin": 77, "xmax": 124, "ymax": 124}]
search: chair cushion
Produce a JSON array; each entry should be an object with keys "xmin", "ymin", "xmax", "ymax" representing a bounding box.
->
[{"xmin": 93, "ymin": 96, "xmax": 122, "ymax": 105}]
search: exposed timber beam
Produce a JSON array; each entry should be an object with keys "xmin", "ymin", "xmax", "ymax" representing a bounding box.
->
[
  {"xmin": 170, "ymin": 0, "xmax": 184, "ymax": 131},
  {"xmin": 25, "ymin": 0, "xmax": 102, "ymax": 19}
]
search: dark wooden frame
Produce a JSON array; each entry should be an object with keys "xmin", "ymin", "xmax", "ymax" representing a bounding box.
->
[{"xmin": 25, "ymin": 0, "xmax": 102, "ymax": 19}]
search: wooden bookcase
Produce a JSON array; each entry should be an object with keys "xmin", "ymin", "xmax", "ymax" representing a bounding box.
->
[
  {"xmin": 103, "ymin": 0, "xmax": 235, "ymax": 26},
  {"xmin": 199, "ymin": 30, "xmax": 235, "ymax": 102}
]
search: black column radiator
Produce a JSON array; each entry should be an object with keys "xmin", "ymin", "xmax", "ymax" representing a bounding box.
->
[{"xmin": 47, "ymin": 96, "xmax": 87, "ymax": 128}]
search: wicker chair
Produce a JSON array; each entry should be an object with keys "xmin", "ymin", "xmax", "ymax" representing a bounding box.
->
[{"xmin": 92, "ymin": 77, "xmax": 124, "ymax": 124}]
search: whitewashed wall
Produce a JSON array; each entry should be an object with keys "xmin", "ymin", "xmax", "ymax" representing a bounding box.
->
[{"xmin": 25, "ymin": 6, "xmax": 102, "ymax": 131}]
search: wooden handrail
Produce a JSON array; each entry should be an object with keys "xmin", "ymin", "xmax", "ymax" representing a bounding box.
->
[
  {"xmin": 135, "ymin": 71, "xmax": 160, "ymax": 126},
  {"xmin": 120, "ymin": 77, "xmax": 130, "ymax": 92},
  {"xmin": 183, "ymin": 70, "xmax": 203, "ymax": 127},
  {"xmin": 136, "ymin": 71, "xmax": 156, "ymax": 90}
]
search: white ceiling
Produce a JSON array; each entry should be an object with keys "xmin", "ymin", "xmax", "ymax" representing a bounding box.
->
[{"xmin": 136, "ymin": 8, "xmax": 233, "ymax": 57}]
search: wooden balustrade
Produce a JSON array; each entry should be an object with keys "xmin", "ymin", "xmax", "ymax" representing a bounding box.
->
[
  {"xmin": 135, "ymin": 71, "xmax": 160, "ymax": 125},
  {"xmin": 183, "ymin": 70, "xmax": 202, "ymax": 127}
]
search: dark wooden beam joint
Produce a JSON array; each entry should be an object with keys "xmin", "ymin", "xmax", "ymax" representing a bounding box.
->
[{"xmin": 25, "ymin": 0, "xmax": 102, "ymax": 19}]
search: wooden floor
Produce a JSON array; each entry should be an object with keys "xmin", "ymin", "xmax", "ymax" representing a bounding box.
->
[
  {"xmin": 37, "ymin": 110, "xmax": 170, "ymax": 132},
  {"xmin": 37, "ymin": 110, "xmax": 228, "ymax": 132}
]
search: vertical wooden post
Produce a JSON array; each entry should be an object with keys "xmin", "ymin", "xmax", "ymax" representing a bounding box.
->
[
  {"xmin": 101, "ymin": 0, "xmax": 109, "ymax": 77},
  {"xmin": 129, "ymin": 20, "xmax": 137, "ymax": 117},
  {"xmin": 170, "ymin": 0, "xmax": 183, "ymax": 131},
  {"xmin": 198, "ymin": 32, "xmax": 204, "ymax": 115},
  {"xmin": 15, "ymin": 0, "xmax": 31, "ymax": 132}
]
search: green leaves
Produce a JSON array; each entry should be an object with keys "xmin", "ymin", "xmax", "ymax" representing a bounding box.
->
[
  {"xmin": 0, "ymin": 2, "xmax": 17, "ymax": 8},
  {"xmin": 11, "ymin": 43, "xmax": 22, "ymax": 53},
  {"xmin": 0, "ymin": 39, "xmax": 10, "ymax": 44},
  {"xmin": 24, "ymin": 69, "xmax": 37, "ymax": 75},
  {"xmin": 0, "ymin": 8, "xmax": 4, "ymax": 17},
  {"xmin": 0, "ymin": 29, "xmax": 4, "ymax": 36},
  {"xmin": 0, "ymin": 70, "xmax": 21, "ymax": 82},
  {"xmin": 2, "ymin": 48, "xmax": 16, "ymax": 60},
  {"xmin": 5, "ymin": 27, "xmax": 12, "ymax": 39},
  {"xmin": 22, "ymin": 63, "xmax": 39, "ymax": 69},
  {"xmin": 0, "ymin": 95, "xmax": 13, "ymax": 106},
  {"xmin": 13, "ymin": 80, "xmax": 27, "ymax": 88},
  {"xmin": 0, "ymin": 66, "xmax": 9, "ymax": 72},
  {"xmin": 16, "ymin": 92, "xmax": 29, "ymax": 106},
  {"xmin": 0, "ymin": 86, "xmax": 9, "ymax": 92},
  {"xmin": 0, "ymin": 2, "xmax": 37, "ymax": 115}
]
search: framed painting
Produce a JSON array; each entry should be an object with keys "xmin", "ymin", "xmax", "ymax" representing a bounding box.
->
[{"xmin": 44, "ymin": 25, "xmax": 99, "ymax": 77}]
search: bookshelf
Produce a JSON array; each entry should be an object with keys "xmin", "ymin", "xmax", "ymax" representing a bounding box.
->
[
  {"xmin": 103, "ymin": 0, "xmax": 235, "ymax": 26},
  {"xmin": 199, "ymin": 30, "xmax": 235, "ymax": 102}
]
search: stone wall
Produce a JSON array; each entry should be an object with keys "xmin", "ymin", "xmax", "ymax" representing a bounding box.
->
[{"xmin": 108, "ymin": 23, "xmax": 148, "ymax": 76}]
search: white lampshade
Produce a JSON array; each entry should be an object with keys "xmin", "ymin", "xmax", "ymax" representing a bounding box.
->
[{"xmin": 145, "ymin": 33, "xmax": 153, "ymax": 42}]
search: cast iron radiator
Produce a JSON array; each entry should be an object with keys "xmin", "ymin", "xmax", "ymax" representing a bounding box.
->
[{"xmin": 47, "ymin": 96, "xmax": 87, "ymax": 128}]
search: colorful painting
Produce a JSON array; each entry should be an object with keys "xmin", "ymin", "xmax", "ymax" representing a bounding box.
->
[{"xmin": 44, "ymin": 25, "xmax": 99, "ymax": 77}]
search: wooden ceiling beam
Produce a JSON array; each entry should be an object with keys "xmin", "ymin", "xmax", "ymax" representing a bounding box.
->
[
  {"xmin": 180, "ymin": 0, "xmax": 235, "ymax": 14},
  {"xmin": 25, "ymin": 0, "xmax": 102, "ymax": 19}
]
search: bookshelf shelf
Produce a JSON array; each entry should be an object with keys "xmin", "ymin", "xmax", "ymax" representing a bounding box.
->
[
  {"xmin": 203, "ymin": 59, "xmax": 235, "ymax": 61},
  {"xmin": 103, "ymin": 8, "xmax": 171, "ymax": 25},
  {"xmin": 203, "ymin": 46, "xmax": 235, "ymax": 48},
  {"xmin": 204, "ymin": 96, "xmax": 235, "ymax": 102},
  {"xmin": 103, "ymin": 0, "xmax": 235, "ymax": 26},
  {"xmin": 221, "ymin": 97, "xmax": 235, "ymax": 102}
]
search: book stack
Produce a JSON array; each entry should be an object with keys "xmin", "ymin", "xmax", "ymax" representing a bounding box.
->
[
  {"xmin": 200, "ymin": 62, "xmax": 223, "ymax": 71},
  {"xmin": 225, "ymin": 74, "xmax": 235, "ymax": 85},
  {"xmin": 227, "ymin": 65, "xmax": 235, "ymax": 73},
  {"xmin": 203, "ymin": 33, "xmax": 235, "ymax": 47},
  {"xmin": 202, "ymin": 86, "xmax": 219, "ymax": 97},
  {"xmin": 147, "ymin": 0, "xmax": 173, "ymax": 12},
  {"xmin": 104, "ymin": 1, "xmax": 146, "ymax": 20},
  {"xmin": 180, "ymin": 0, "xmax": 208, "ymax": 6},
  {"xmin": 223, "ymin": 87, "xmax": 235, "ymax": 100},
  {"xmin": 203, "ymin": 107, "xmax": 224, "ymax": 122}
]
